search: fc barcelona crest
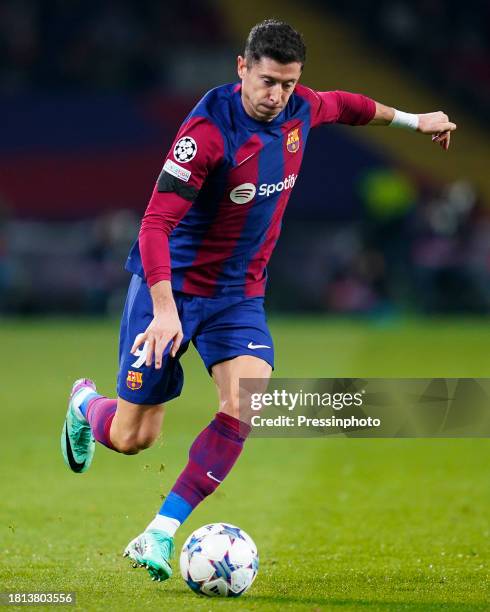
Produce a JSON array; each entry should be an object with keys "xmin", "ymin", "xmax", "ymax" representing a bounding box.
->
[
  {"xmin": 126, "ymin": 370, "xmax": 143, "ymax": 390},
  {"xmin": 286, "ymin": 128, "xmax": 300, "ymax": 153}
]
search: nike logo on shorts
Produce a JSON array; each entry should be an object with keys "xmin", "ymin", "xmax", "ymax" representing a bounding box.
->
[
  {"xmin": 206, "ymin": 471, "xmax": 222, "ymax": 483},
  {"xmin": 247, "ymin": 342, "xmax": 271, "ymax": 350}
]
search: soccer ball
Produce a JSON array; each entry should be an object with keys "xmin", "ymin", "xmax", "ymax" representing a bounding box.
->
[{"xmin": 180, "ymin": 523, "xmax": 259, "ymax": 597}]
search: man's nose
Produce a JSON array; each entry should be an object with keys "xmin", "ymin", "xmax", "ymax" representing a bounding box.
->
[{"xmin": 268, "ymin": 84, "xmax": 281, "ymax": 104}]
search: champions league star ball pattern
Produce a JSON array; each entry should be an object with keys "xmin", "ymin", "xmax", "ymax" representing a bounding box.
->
[
  {"xmin": 180, "ymin": 523, "xmax": 259, "ymax": 597},
  {"xmin": 173, "ymin": 136, "xmax": 197, "ymax": 163}
]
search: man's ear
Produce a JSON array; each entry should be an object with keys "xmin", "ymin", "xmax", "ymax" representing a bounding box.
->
[{"xmin": 237, "ymin": 55, "xmax": 247, "ymax": 79}]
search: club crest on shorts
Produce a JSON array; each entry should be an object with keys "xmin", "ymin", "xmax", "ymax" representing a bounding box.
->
[
  {"xmin": 126, "ymin": 370, "xmax": 143, "ymax": 390},
  {"xmin": 286, "ymin": 128, "xmax": 300, "ymax": 153}
]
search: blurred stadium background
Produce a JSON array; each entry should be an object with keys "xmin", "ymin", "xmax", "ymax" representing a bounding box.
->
[
  {"xmin": 2, "ymin": 4, "xmax": 490, "ymax": 609},
  {"xmin": 2, "ymin": 0, "xmax": 489, "ymax": 317}
]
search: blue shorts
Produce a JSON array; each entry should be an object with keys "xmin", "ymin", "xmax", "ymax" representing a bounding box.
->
[{"xmin": 117, "ymin": 275, "xmax": 274, "ymax": 405}]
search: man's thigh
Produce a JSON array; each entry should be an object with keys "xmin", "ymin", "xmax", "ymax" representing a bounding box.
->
[
  {"xmin": 194, "ymin": 296, "xmax": 274, "ymax": 374},
  {"xmin": 194, "ymin": 295, "xmax": 274, "ymax": 420}
]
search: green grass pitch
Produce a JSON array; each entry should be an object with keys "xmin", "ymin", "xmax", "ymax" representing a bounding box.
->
[{"xmin": 1, "ymin": 317, "xmax": 489, "ymax": 610}]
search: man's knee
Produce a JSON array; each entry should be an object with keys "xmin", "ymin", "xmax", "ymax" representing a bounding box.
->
[
  {"xmin": 112, "ymin": 431, "xmax": 158, "ymax": 455},
  {"xmin": 213, "ymin": 356, "xmax": 272, "ymax": 418},
  {"xmin": 111, "ymin": 400, "xmax": 164, "ymax": 454},
  {"xmin": 112, "ymin": 433, "xmax": 141, "ymax": 454},
  {"xmin": 137, "ymin": 430, "xmax": 160, "ymax": 451},
  {"xmin": 218, "ymin": 394, "xmax": 242, "ymax": 418}
]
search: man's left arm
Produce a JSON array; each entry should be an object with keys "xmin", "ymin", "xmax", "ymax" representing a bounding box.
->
[
  {"xmin": 309, "ymin": 89, "xmax": 457, "ymax": 151},
  {"xmin": 370, "ymin": 101, "xmax": 457, "ymax": 151}
]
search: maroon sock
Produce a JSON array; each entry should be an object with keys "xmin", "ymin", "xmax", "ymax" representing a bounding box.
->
[
  {"xmin": 86, "ymin": 397, "xmax": 118, "ymax": 450},
  {"xmin": 166, "ymin": 412, "xmax": 251, "ymax": 515}
]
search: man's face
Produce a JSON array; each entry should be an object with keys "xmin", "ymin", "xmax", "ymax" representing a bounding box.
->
[{"xmin": 237, "ymin": 56, "xmax": 302, "ymax": 122}]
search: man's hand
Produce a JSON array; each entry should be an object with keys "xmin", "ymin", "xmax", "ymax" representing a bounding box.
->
[
  {"xmin": 371, "ymin": 103, "xmax": 457, "ymax": 150},
  {"xmin": 131, "ymin": 280, "xmax": 183, "ymax": 369},
  {"xmin": 418, "ymin": 111, "xmax": 457, "ymax": 151}
]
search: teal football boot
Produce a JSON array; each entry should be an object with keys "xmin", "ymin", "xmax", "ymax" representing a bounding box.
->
[
  {"xmin": 124, "ymin": 530, "xmax": 174, "ymax": 582},
  {"xmin": 61, "ymin": 378, "xmax": 97, "ymax": 474}
]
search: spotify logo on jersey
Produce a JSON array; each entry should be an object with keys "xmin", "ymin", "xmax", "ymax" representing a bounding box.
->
[
  {"xmin": 229, "ymin": 183, "xmax": 257, "ymax": 204},
  {"xmin": 230, "ymin": 175, "xmax": 298, "ymax": 204},
  {"xmin": 258, "ymin": 174, "xmax": 297, "ymax": 197}
]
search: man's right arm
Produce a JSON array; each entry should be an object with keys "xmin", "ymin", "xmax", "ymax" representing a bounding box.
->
[
  {"xmin": 131, "ymin": 278, "xmax": 183, "ymax": 368},
  {"xmin": 131, "ymin": 115, "xmax": 224, "ymax": 369},
  {"xmin": 132, "ymin": 188, "xmax": 192, "ymax": 369}
]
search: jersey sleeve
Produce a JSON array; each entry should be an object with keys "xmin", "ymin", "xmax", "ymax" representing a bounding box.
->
[
  {"xmin": 302, "ymin": 86, "xmax": 376, "ymax": 128},
  {"xmin": 139, "ymin": 116, "xmax": 224, "ymax": 288}
]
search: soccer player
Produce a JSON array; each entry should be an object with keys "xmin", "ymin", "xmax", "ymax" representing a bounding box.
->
[{"xmin": 61, "ymin": 19, "xmax": 456, "ymax": 582}]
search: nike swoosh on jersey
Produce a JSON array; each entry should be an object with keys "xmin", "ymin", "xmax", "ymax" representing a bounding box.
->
[
  {"xmin": 235, "ymin": 152, "xmax": 256, "ymax": 167},
  {"xmin": 247, "ymin": 342, "xmax": 271, "ymax": 350},
  {"xmin": 65, "ymin": 425, "xmax": 86, "ymax": 473},
  {"xmin": 206, "ymin": 471, "xmax": 222, "ymax": 483}
]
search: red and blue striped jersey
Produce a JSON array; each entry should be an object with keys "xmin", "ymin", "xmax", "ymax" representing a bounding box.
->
[{"xmin": 126, "ymin": 83, "xmax": 375, "ymax": 297}]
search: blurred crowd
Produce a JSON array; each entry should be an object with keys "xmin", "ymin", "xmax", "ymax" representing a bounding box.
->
[
  {"xmin": 322, "ymin": 0, "xmax": 490, "ymax": 121},
  {"xmin": 0, "ymin": 0, "xmax": 229, "ymax": 92},
  {"xmin": 0, "ymin": 209, "xmax": 139, "ymax": 315},
  {"xmin": 270, "ymin": 175, "xmax": 490, "ymax": 315}
]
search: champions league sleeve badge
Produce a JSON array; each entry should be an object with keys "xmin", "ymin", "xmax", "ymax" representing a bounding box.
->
[{"xmin": 173, "ymin": 136, "xmax": 198, "ymax": 163}]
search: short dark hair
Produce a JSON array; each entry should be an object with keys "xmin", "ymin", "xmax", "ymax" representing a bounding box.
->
[{"xmin": 244, "ymin": 19, "xmax": 306, "ymax": 67}]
